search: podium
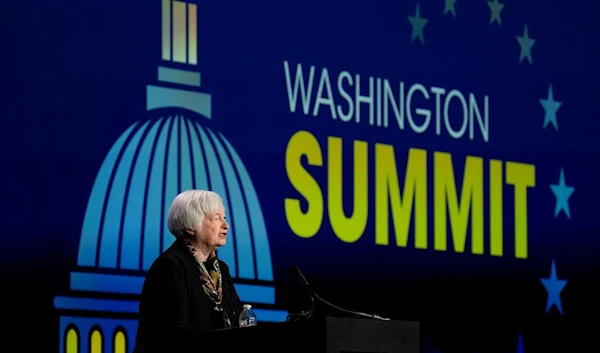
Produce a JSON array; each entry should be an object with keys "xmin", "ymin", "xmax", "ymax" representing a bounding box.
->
[{"xmin": 202, "ymin": 316, "xmax": 419, "ymax": 353}]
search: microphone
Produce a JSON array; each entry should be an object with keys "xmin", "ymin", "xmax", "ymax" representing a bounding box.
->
[
  {"xmin": 288, "ymin": 264, "xmax": 310, "ymax": 287},
  {"xmin": 287, "ymin": 264, "xmax": 391, "ymax": 321},
  {"xmin": 287, "ymin": 264, "xmax": 315, "ymax": 320}
]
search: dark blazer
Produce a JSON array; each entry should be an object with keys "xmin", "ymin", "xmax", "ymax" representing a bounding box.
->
[{"xmin": 133, "ymin": 239, "xmax": 243, "ymax": 353}]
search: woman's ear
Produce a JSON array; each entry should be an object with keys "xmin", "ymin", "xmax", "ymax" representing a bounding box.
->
[{"xmin": 185, "ymin": 228, "xmax": 195, "ymax": 236}]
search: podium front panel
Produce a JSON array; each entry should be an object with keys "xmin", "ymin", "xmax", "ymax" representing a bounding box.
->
[{"xmin": 325, "ymin": 317, "xmax": 419, "ymax": 353}]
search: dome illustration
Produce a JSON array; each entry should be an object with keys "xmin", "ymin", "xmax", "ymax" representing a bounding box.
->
[
  {"xmin": 76, "ymin": 115, "xmax": 273, "ymax": 281},
  {"xmin": 54, "ymin": 3, "xmax": 287, "ymax": 352}
]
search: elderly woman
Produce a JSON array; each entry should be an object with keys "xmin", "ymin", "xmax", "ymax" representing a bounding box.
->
[{"xmin": 133, "ymin": 190, "xmax": 243, "ymax": 353}]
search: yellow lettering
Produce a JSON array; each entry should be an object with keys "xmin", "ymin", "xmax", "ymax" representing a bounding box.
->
[
  {"xmin": 490, "ymin": 159, "xmax": 503, "ymax": 257},
  {"xmin": 328, "ymin": 137, "xmax": 368, "ymax": 243},
  {"xmin": 284, "ymin": 130, "xmax": 535, "ymax": 260},
  {"xmin": 506, "ymin": 162, "xmax": 535, "ymax": 259},
  {"xmin": 284, "ymin": 130, "xmax": 324, "ymax": 238},
  {"xmin": 434, "ymin": 153, "xmax": 484, "ymax": 254},
  {"xmin": 375, "ymin": 145, "xmax": 427, "ymax": 249}
]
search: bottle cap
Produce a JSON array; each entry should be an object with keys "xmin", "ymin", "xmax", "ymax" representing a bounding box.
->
[{"xmin": 243, "ymin": 304, "xmax": 252, "ymax": 309}]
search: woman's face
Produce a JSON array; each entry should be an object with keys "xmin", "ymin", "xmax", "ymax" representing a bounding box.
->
[{"xmin": 194, "ymin": 206, "xmax": 229, "ymax": 251}]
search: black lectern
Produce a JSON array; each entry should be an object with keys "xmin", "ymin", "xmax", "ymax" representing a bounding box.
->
[{"xmin": 202, "ymin": 316, "xmax": 419, "ymax": 353}]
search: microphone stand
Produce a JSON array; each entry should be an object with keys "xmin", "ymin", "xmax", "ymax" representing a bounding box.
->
[{"xmin": 287, "ymin": 265, "xmax": 391, "ymax": 322}]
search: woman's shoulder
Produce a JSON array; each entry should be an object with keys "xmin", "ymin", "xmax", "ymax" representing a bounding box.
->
[{"xmin": 148, "ymin": 245, "xmax": 188, "ymax": 274}]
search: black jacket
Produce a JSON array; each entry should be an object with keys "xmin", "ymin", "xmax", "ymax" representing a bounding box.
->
[{"xmin": 133, "ymin": 239, "xmax": 243, "ymax": 353}]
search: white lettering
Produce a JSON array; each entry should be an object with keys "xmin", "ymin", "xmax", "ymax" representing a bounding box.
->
[
  {"xmin": 444, "ymin": 89, "xmax": 468, "ymax": 139},
  {"xmin": 283, "ymin": 61, "xmax": 491, "ymax": 142},
  {"xmin": 355, "ymin": 75, "xmax": 375, "ymax": 125},
  {"xmin": 283, "ymin": 61, "xmax": 315, "ymax": 115},
  {"xmin": 406, "ymin": 83, "xmax": 431, "ymax": 133},
  {"xmin": 337, "ymin": 71, "xmax": 354, "ymax": 122},
  {"xmin": 312, "ymin": 68, "xmax": 337, "ymax": 119}
]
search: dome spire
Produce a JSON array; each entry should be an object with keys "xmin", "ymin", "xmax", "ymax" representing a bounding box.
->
[
  {"xmin": 148, "ymin": 0, "xmax": 211, "ymax": 118},
  {"xmin": 161, "ymin": 0, "xmax": 198, "ymax": 66}
]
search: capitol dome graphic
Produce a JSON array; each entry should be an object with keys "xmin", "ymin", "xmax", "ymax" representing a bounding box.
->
[{"xmin": 53, "ymin": 1, "xmax": 287, "ymax": 352}]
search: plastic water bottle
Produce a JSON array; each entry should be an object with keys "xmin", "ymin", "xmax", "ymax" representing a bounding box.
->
[{"xmin": 238, "ymin": 304, "xmax": 257, "ymax": 327}]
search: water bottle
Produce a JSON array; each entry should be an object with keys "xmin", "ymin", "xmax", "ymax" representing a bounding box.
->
[{"xmin": 238, "ymin": 304, "xmax": 257, "ymax": 327}]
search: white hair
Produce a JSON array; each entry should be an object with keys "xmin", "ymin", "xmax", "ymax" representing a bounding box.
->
[{"xmin": 167, "ymin": 190, "xmax": 224, "ymax": 238}]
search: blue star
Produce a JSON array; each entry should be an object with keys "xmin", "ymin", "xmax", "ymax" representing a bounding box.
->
[
  {"xmin": 516, "ymin": 24, "xmax": 536, "ymax": 64},
  {"xmin": 444, "ymin": 0, "xmax": 456, "ymax": 17},
  {"xmin": 487, "ymin": 0, "xmax": 504, "ymax": 25},
  {"xmin": 550, "ymin": 167, "xmax": 575, "ymax": 219},
  {"xmin": 540, "ymin": 259, "xmax": 567, "ymax": 315},
  {"xmin": 540, "ymin": 85, "xmax": 561, "ymax": 130},
  {"xmin": 515, "ymin": 333, "xmax": 525, "ymax": 353},
  {"xmin": 408, "ymin": 4, "xmax": 428, "ymax": 44}
]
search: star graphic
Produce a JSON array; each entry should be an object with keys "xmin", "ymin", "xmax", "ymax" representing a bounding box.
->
[
  {"xmin": 444, "ymin": 0, "xmax": 456, "ymax": 17},
  {"xmin": 540, "ymin": 85, "xmax": 562, "ymax": 130},
  {"xmin": 487, "ymin": 0, "xmax": 504, "ymax": 25},
  {"xmin": 515, "ymin": 333, "xmax": 525, "ymax": 353},
  {"xmin": 408, "ymin": 3, "xmax": 428, "ymax": 44},
  {"xmin": 516, "ymin": 25, "xmax": 536, "ymax": 64},
  {"xmin": 540, "ymin": 259, "xmax": 567, "ymax": 315},
  {"xmin": 550, "ymin": 167, "xmax": 575, "ymax": 219}
]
